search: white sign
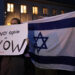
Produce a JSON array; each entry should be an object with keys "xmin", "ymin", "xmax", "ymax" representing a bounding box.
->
[{"xmin": 0, "ymin": 23, "xmax": 28, "ymax": 55}]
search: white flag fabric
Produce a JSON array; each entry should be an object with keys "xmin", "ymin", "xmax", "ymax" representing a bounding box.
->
[
  {"xmin": 28, "ymin": 11, "xmax": 75, "ymax": 71},
  {"xmin": 0, "ymin": 23, "xmax": 28, "ymax": 55}
]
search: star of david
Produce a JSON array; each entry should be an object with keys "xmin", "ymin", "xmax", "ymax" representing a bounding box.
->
[{"xmin": 34, "ymin": 32, "xmax": 48, "ymax": 53}]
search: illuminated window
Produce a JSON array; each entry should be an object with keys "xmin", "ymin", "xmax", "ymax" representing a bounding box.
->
[
  {"xmin": 32, "ymin": 6, "xmax": 38, "ymax": 15},
  {"xmin": 52, "ymin": 9, "xmax": 57, "ymax": 16},
  {"xmin": 61, "ymin": 10, "xmax": 64, "ymax": 14},
  {"xmin": 43, "ymin": 8, "xmax": 48, "ymax": 15},
  {"xmin": 7, "ymin": 3, "xmax": 14, "ymax": 12},
  {"xmin": 7, "ymin": 22, "xmax": 11, "ymax": 25},
  {"xmin": 21, "ymin": 5, "xmax": 27, "ymax": 13}
]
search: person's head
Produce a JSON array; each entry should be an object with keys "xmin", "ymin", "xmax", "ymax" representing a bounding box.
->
[{"xmin": 11, "ymin": 18, "xmax": 21, "ymax": 25}]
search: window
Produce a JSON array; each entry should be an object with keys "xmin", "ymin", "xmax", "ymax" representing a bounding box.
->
[
  {"xmin": 7, "ymin": 3, "xmax": 14, "ymax": 12},
  {"xmin": 61, "ymin": 10, "xmax": 64, "ymax": 14},
  {"xmin": 21, "ymin": 5, "xmax": 27, "ymax": 14},
  {"xmin": 7, "ymin": 22, "xmax": 11, "ymax": 25},
  {"xmin": 32, "ymin": 6, "xmax": 38, "ymax": 15},
  {"xmin": 52, "ymin": 9, "xmax": 57, "ymax": 16},
  {"xmin": 43, "ymin": 8, "xmax": 48, "ymax": 15}
]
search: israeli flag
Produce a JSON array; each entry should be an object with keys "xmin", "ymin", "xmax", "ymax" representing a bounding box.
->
[{"xmin": 28, "ymin": 11, "xmax": 75, "ymax": 71}]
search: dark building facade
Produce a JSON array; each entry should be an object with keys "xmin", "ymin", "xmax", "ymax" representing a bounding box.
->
[
  {"xmin": 0, "ymin": 0, "xmax": 5, "ymax": 25},
  {"xmin": 4, "ymin": 0, "xmax": 75, "ymax": 25}
]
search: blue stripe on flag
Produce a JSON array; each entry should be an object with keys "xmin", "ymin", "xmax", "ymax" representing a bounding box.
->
[
  {"xmin": 29, "ymin": 18, "xmax": 75, "ymax": 30},
  {"xmin": 30, "ymin": 53, "xmax": 75, "ymax": 66}
]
